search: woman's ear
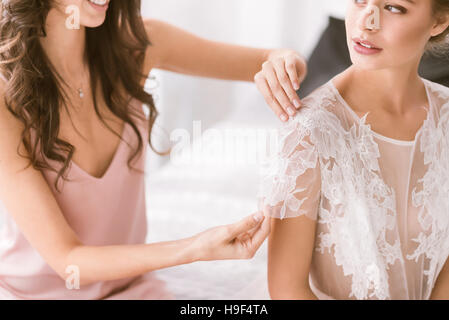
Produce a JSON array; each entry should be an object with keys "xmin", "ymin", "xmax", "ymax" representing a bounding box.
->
[{"xmin": 431, "ymin": 13, "xmax": 449, "ymax": 38}]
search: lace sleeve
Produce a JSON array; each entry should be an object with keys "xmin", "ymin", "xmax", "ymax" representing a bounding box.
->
[{"xmin": 258, "ymin": 107, "xmax": 322, "ymax": 221}]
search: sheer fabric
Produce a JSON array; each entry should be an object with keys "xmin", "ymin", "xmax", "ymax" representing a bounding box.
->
[{"xmin": 258, "ymin": 77, "xmax": 449, "ymax": 300}]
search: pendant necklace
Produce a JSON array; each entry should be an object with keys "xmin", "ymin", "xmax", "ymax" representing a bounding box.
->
[
  {"xmin": 74, "ymin": 68, "xmax": 88, "ymax": 99},
  {"xmin": 77, "ymin": 87, "xmax": 84, "ymax": 99}
]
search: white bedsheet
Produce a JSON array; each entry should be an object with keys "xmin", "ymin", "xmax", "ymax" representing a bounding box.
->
[{"xmin": 145, "ymin": 121, "xmax": 274, "ymax": 300}]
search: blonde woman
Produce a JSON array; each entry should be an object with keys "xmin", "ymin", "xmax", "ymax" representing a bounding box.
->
[{"xmin": 259, "ymin": 0, "xmax": 449, "ymax": 299}]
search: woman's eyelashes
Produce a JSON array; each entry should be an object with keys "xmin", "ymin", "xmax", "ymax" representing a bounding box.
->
[
  {"xmin": 385, "ymin": 4, "xmax": 407, "ymax": 14},
  {"xmin": 353, "ymin": 0, "xmax": 408, "ymax": 14}
]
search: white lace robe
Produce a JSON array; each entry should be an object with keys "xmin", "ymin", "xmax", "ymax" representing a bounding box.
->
[{"xmin": 258, "ymin": 78, "xmax": 449, "ymax": 300}]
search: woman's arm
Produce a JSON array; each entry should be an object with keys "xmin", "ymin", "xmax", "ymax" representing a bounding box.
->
[
  {"xmin": 429, "ymin": 256, "xmax": 449, "ymax": 299},
  {"xmin": 142, "ymin": 18, "xmax": 307, "ymax": 122},
  {"xmin": 0, "ymin": 83, "xmax": 270, "ymax": 288},
  {"xmin": 143, "ymin": 19, "xmax": 270, "ymax": 81},
  {"xmin": 267, "ymin": 216, "xmax": 318, "ymax": 300},
  {"xmin": 66, "ymin": 212, "xmax": 268, "ymax": 286}
]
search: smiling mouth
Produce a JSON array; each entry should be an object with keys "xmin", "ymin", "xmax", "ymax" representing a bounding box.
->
[{"xmin": 87, "ymin": 0, "xmax": 108, "ymax": 6}]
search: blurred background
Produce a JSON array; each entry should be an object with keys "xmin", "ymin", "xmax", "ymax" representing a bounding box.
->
[{"xmin": 141, "ymin": 0, "xmax": 347, "ymax": 300}]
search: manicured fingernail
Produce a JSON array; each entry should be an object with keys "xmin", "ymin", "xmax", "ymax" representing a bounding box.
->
[
  {"xmin": 294, "ymin": 82, "xmax": 300, "ymax": 90},
  {"xmin": 294, "ymin": 100, "xmax": 301, "ymax": 109},
  {"xmin": 253, "ymin": 213, "xmax": 263, "ymax": 222},
  {"xmin": 287, "ymin": 107, "xmax": 296, "ymax": 116},
  {"xmin": 280, "ymin": 114, "xmax": 288, "ymax": 122}
]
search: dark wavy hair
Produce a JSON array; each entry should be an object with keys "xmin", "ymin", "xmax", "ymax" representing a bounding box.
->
[{"xmin": 0, "ymin": 0, "xmax": 161, "ymax": 192}]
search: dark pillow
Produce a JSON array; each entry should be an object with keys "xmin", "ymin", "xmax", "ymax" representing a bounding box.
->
[{"xmin": 298, "ymin": 16, "xmax": 449, "ymax": 97}]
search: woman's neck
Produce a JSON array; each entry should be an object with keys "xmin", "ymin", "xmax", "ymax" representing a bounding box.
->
[
  {"xmin": 339, "ymin": 63, "xmax": 426, "ymax": 116},
  {"xmin": 39, "ymin": 8, "xmax": 87, "ymax": 77}
]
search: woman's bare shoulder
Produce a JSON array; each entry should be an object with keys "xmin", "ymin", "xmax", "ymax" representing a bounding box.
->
[
  {"xmin": 0, "ymin": 78, "xmax": 82, "ymax": 280},
  {"xmin": 0, "ymin": 79, "xmax": 25, "ymax": 136}
]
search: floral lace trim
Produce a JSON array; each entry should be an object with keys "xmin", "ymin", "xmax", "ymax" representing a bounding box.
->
[
  {"xmin": 258, "ymin": 105, "xmax": 321, "ymax": 220},
  {"xmin": 259, "ymin": 82, "xmax": 410, "ymax": 299},
  {"xmin": 409, "ymin": 80, "xmax": 449, "ymax": 298},
  {"xmin": 259, "ymin": 80, "xmax": 449, "ymax": 299},
  {"xmin": 316, "ymin": 85, "xmax": 404, "ymax": 299}
]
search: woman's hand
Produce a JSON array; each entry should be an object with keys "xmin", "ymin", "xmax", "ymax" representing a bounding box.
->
[
  {"xmin": 191, "ymin": 212, "xmax": 270, "ymax": 261},
  {"xmin": 143, "ymin": 20, "xmax": 307, "ymax": 122},
  {"xmin": 254, "ymin": 49, "xmax": 308, "ymax": 122}
]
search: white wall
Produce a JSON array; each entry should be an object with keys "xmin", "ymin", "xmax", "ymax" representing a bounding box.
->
[{"xmin": 142, "ymin": 0, "xmax": 347, "ymax": 56}]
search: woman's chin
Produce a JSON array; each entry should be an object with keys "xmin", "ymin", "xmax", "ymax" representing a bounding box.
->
[
  {"xmin": 349, "ymin": 54, "xmax": 389, "ymax": 71},
  {"xmin": 82, "ymin": 0, "xmax": 108, "ymax": 27},
  {"xmin": 81, "ymin": 18, "xmax": 106, "ymax": 28},
  {"xmin": 351, "ymin": 62, "xmax": 384, "ymax": 71}
]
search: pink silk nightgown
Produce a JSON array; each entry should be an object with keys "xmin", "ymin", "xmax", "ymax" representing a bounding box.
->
[{"xmin": 0, "ymin": 97, "xmax": 174, "ymax": 300}]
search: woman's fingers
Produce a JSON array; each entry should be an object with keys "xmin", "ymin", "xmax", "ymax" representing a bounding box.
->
[
  {"xmin": 236, "ymin": 216, "xmax": 271, "ymax": 258},
  {"xmin": 255, "ymin": 49, "xmax": 308, "ymax": 122},
  {"xmin": 254, "ymin": 72, "xmax": 289, "ymax": 122},
  {"xmin": 285, "ymin": 55, "xmax": 301, "ymax": 91},
  {"xmin": 263, "ymin": 62, "xmax": 297, "ymax": 118},
  {"xmin": 228, "ymin": 212, "xmax": 264, "ymax": 240},
  {"xmin": 273, "ymin": 58, "xmax": 302, "ymax": 111},
  {"xmin": 236, "ymin": 212, "xmax": 268, "ymax": 240},
  {"xmin": 235, "ymin": 224, "xmax": 258, "ymax": 242},
  {"xmin": 247, "ymin": 216, "xmax": 271, "ymax": 250}
]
